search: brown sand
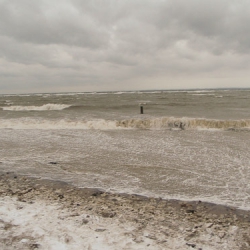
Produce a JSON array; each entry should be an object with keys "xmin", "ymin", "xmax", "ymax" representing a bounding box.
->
[{"xmin": 1, "ymin": 171, "xmax": 250, "ymax": 249}]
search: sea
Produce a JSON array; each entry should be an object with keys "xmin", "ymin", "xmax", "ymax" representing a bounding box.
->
[{"xmin": 1, "ymin": 89, "xmax": 250, "ymax": 210}]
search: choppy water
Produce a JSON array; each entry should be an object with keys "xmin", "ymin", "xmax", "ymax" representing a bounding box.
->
[{"xmin": 1, "ymin": 89, "xmax": 250, "ymax": 209}]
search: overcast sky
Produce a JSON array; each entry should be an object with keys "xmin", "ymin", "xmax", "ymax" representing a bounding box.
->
[{"xmin": 1, "ymin": 0, "xmax": 250, "ymax": 93}]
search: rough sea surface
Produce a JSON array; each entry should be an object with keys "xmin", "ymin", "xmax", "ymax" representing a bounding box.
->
[{"xmin": 1, "ymin": 89, "xmax": 250, "ymax": 209}]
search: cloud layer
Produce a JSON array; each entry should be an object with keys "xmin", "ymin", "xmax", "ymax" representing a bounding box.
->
[{"xmin": 1, "ymin": 0, "xmax": 250, "ymax": 93}]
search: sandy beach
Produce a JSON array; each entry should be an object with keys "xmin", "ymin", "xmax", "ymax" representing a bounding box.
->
[
  {"xmin": 2, "ymin": 0, "xmax": 250, "ymax": 248},
  {"xmin": 0, "ymin": 172, "xmax": 250, "ymax": 250}
]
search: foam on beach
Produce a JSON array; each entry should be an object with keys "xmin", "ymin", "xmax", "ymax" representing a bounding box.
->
[{"xmin": 1, "ymin": 173, "xmax": 250, "ymax": 250}]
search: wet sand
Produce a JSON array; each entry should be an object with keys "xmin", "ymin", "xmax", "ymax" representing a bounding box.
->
[{"xmin": 1, "ymin": 171, "xmax": 250, "ymax": 250}]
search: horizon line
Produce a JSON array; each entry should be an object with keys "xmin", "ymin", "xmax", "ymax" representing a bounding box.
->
[{"xmin": 1, "ymin": 87, "xmax": 250, "ymax": 96}]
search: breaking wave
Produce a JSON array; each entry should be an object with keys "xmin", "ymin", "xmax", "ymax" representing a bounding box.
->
[
  {"xmin": 1, "ymin": 117, "xmax": 250, "ymax": 131},
  {"xmin": 2, "ymin": 104, "xmax": 71, "ymax": 111},
  {"xmin": 117, "ymin": 117, "xmax": 250, "ymax": 131},
  {"xmin": 0, "ymin": 118, "xmax": 118, "ymax": 130}
]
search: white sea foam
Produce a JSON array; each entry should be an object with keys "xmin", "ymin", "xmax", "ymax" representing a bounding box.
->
[
  {"xmin": 5, "ymin": 100, "xmax": 13, "ymax": 105},
  {"xmin": 117, "ymin": 117, "xmax": 250, "ymax": 130},
  {"xmin": 1, "ymin": 116, "xmax": 250, "ymax": 131},
  {"xmin": 0, "ymin": 118, "xmax": 119, "ymax": 130},
  {"xmin": 144, "ymin": 91, "xmax": 162, "ymax": 94},
  {"xmin": 2, "ymin": 196, "xmax": 232, "ymax": 250},
  {"xmin": 113, "ymin": 91, "xmax": 126, "ymax": 94},
  {"xmin": 190, "ymin": 94, "xmax": 215, "ymax": 96},
  {"xmin": 0, "ymin": 196, "xmax": 164, "ymax": 250},
  {"xmin": 186, "ymin": 90, "xmax": 215, "ymax": 93},
  {"xmin": 2, "ymin": 104, "xmax": 71, "ymax": 111}
]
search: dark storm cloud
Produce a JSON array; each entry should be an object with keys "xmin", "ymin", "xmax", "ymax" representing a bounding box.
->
[{"xmin": 0, "ymin": 0, "xmax": 250, "ymax": 93}]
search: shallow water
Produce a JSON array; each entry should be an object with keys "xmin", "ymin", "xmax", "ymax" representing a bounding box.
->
[{"xmin": 1, "ymin": 89, "xmax": 250, "ymax": 209}]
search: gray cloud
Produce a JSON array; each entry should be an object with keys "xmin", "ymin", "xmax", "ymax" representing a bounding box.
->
[
  {"xmin": 1, "ymin": 0, "xmax": 250, "ymax": 93},
  {"xmin": 0, "ymin": 0, "xmax": 110, "ymax": 48}
]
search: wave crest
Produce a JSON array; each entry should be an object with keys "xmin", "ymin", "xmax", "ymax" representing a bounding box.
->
[
  {"xmin": 0, "ymin": 118, "xmax": 118, "ymax": 130},
  {"xmin": 1, "ymin": 117, "xmax": 250, "ymax": 130},
  {"xmin": 2, "ymin": 104, "xmax": 71, "ymax": 111},
  {"xmin": 117, "ymin": 117, "xmax": 250, "ymax": 130}
]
